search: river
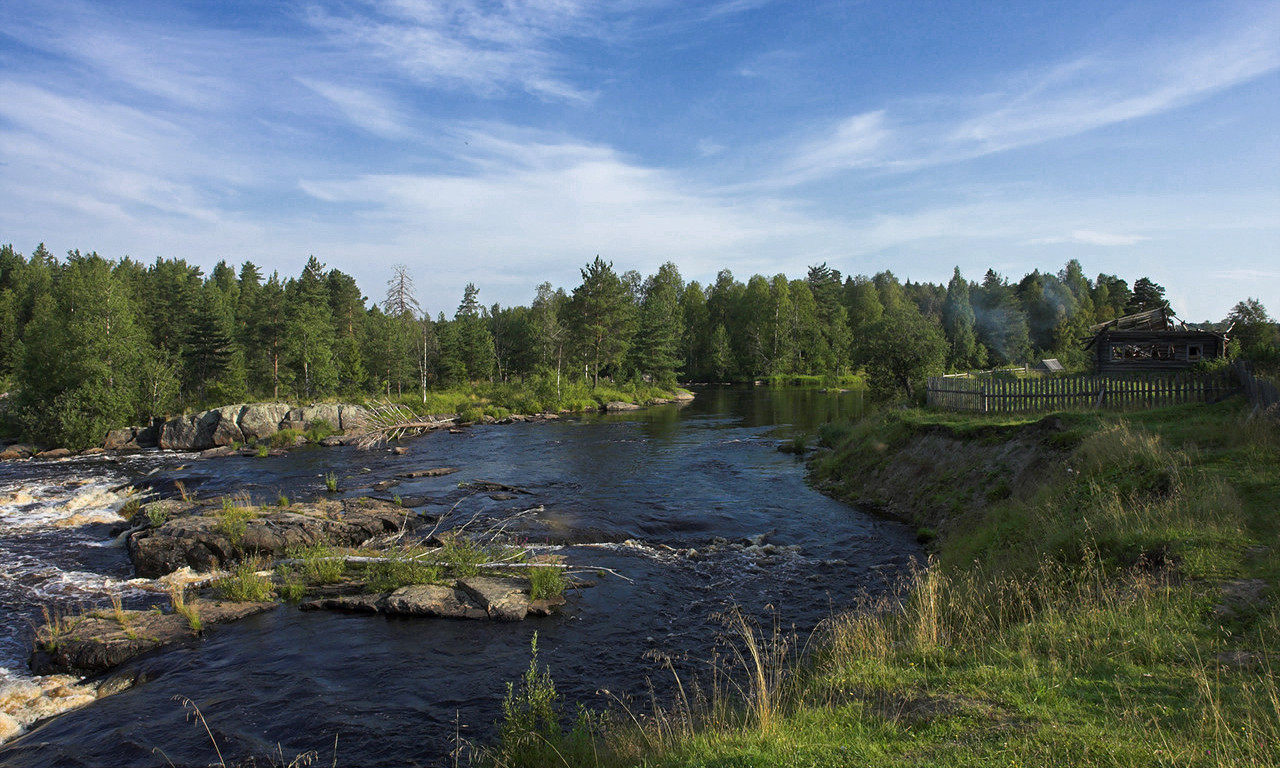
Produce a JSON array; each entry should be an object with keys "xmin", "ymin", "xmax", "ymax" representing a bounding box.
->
[{"xmin": 0, "ymin": 386, "xmax": 918, "ymax": 767}]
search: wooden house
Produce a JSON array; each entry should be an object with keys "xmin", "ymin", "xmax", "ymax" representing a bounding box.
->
[{"xmin": 1086, "ymin": 308, "xmax": 1229, "ymax": 374}]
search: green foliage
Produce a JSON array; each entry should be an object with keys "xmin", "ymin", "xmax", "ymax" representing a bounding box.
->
[
  {"xmin": 214, "ymin": 496, "xmax": 257, "ymax": 543},
  {"xmin": 863, "ymin": 304, "xmax": 947, "ymax": 400},
  {"xmin": 364, "ymin": 556, "xmax": 440, "ymax": 593},
  {"xmin": 492, "ymin": 634, "xmax": 597, "ymax": 767},
  {"xmin": 3, "ymin": 242, "xmax": 1256, "ymax": 451},
  {"xmin": 528, "ymin": 566, "xmax": 566, "ymax": 600},
  {"xmin": 269, "ymin": 428, "xmax": 303, "ymax": 448},
  {"xmin": 214, "ymin": 559, "xmax": 274, "ymax": 602},
  {"xmin": 323, "ymin": 472, "xmax": 339, "ymax": 493},
  {"xmin": 304, "ymin": 419, "xmax": 337, "ymax": 443}
]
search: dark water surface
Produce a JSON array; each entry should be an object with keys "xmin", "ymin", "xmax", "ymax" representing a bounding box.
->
[{"xmin": 0, "ymin": 386, "xmax": 917, "ymax": 767}]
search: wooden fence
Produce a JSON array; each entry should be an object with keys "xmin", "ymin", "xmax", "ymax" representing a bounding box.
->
[
  {"xmin": 926, "ymin": 371, "xmax": 1240, "ymax": 413},
  {"xmin": 1233, "ymin": 361, "xmax": 1280, "ymax": 413}
]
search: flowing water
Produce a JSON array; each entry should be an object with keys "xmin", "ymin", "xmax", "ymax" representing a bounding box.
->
[{"xmin": 0, "ymin": 386, "xmax": 917, "ymax": 767}]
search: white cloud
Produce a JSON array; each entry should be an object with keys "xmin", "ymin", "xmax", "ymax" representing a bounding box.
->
[{"xmin": 297, "ymin": 78, "xmax": 409, "ymax": 138}]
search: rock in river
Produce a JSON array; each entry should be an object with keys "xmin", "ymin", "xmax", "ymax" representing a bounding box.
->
[
  {"xmin": 30, "ymin": 600, "xmax": 275, "ymax": 675},
  {"xmin": 128, "ymin": 497, "xmax": 407, "ymax": 577}
]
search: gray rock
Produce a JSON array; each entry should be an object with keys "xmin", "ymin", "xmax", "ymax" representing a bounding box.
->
[
  {"xmin": 301, "ymin": 403, "xmax": 342, "ymax": 431},
  {"xmin": 103, "ymin": 428, "xmax": 136, "ymax": 450},
  {"xmin": 339, "ymin": 405, "xmax": 370, "ymax": 432},
  {"xmin": 237, "ymin": 403, "xmax": 290, "ymax": 441},
  {"xmin": 0, "ymin": 444, "xmax": 35, "ymax": 460},
  {"xmin": 128, "ymin": 498, "xmax": 407, "ymax": 577},
  {"xmin": 458, "ymin": 576, "xmax": 531, "ymax": 621},
  {"xmin": 384, "ymin": 584, "xmax": 488, "ymax": 619},
  {"xmin": 159, "ymin": 411, "xmax": 219, "ymax": 451},
  {"xmin": 603, "ymin": 401, "xmax": 641, "ymax": 412},
  {"xmin": 210, "ymin": 405, "xmax": 246, "ymax": 446},
  {"xmin": 300, "ymin": 594, "xmax": 386, "ymax": 613}
]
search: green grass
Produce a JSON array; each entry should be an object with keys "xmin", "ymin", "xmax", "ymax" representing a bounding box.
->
[
  {"xmin": 487, "ymin": 397, "xmax": 1280, "ymax": 768},
  {"xmin": 213, "ymin": 559, "xmax": 275, "ymax": 602},
  {"xmin": 380, "ymin": 377, "xmax": 685, "ymax": 419},
  {"xmin": 363, "ymin": 556, "xmax": 441, "ymax": 593},
  {"xmin": 213, "ymin": 495, "xmax": 257, "ymax": 544}
]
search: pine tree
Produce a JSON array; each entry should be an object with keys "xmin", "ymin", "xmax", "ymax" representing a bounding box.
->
[
  {"xmin": 284, "ymin": 257, "xmax": 337, "ymax": 397},
  {"xmin": 182, "ymin": 287, "xmax": 236, "ymax": 404},
  {"xmin": 1127, "ymin": 277, "xmax": 1169, "ymax": 313},
  {"xmin": 568, "ymin": 257, "xmax": 634, "ymax": 386},
  {"xmin": 942, "ymin": 267, "xmax": 979, "ymax": 370},
  {"xmin": 455, "ymin": 284, "xmax": 496, "ymax": 381},
  {"xmin": 632, "ymin": 262, "xmax": 685, "ymax": 385}
]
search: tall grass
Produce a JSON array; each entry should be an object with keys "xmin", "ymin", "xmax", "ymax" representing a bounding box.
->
[{"xmin": 486, "ymin": 402, "xmax": 1280, "ymax": 767}]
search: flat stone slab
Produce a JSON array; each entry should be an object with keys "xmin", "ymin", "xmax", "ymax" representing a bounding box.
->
[
  {"xmin": 30, "ymin": 600, "xmax": 274, "ymax": 675},
  {"xmin": 384, "ymin": 585, "xmax": 487, "ymax": 619},
  {"xmin": 458, "ymin": 576, "xmax": 532, "ymax": 622},
  {"xmin": 397, "ymin": 467, "xmax": 459, "ymax": 478}
]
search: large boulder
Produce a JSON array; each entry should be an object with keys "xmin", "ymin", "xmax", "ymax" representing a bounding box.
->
[
  {"xmin": 339, "ymin": 404, "xmax": 370, "ymax": 432},
  {"xmin": 127, "ymin": 498, "xmax": 407, "ymax": 578},
  {"xmin": 210, "ymin": 405, "xmax": 246, "ymax": 446},
  {"xmin": 0, "ymin": 444, "xmax": 36, "ymax": 460},
  {"xmin": 159, "ymin": 411, "xmax": 219, "ymax": 451},
  {"xmin": 103, "ymin": 428, "xmax": 136, "ymax": 450},
  {"xmin": 301, "ymin": 403, "xmax": 342, "ymax": 432},
  {"xmin": 237, "ymin": 403, "xmax": 290, "ymax": 441},
  {"xmin": 603, "ymin": 401, "xmax": 642, "ymax": 412}
]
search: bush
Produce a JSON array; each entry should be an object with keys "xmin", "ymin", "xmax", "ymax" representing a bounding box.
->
[
  {"xmin": 304, "ymin": 419, "xmax": 337, "ymax": 443},
  {"xmin": 529, "ymin": 566, "xmax": 566, "ymax": 600},
  {"xmin": 269, "ymin": 428, "xmax": 304, "ymax": 448}
]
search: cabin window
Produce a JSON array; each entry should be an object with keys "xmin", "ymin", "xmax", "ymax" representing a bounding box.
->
[{"xmin": 1187, "ymin": 343, "xmax": 1203, "ymax": 362}]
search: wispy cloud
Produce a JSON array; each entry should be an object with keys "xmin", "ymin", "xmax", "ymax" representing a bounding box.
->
[
  {"xmin": 1028, "ymin": 229, "xmax": 1150, "ymax": 247},
  {"xmin": 306, "ymin": 0, "xmax": 598, "ymax": 102},
  {"xmin": 773, "ymin": 8, "xmax": 1280, "ymax": 184},
  {"xmin": 297, "ymin": 78, "xmax": 409, "ymax": 138}
]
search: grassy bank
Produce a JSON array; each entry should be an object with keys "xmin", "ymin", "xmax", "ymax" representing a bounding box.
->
[
  {"xmin": 491, "ymin": 398, "xmax": 1280, "ymax": 767},
  {"xmin": 380, "ymin": 379, "xmax": 691, "ymax": 422}
]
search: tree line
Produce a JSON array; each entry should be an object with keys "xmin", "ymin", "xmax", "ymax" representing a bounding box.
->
[{"xmin": 0, "ymin": 242, "xmax": 1275, "ymax": 448}]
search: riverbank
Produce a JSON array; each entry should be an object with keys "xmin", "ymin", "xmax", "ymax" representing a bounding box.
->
[
  {"xmin": 0, "ymin": 382, "xmax": 694, "ymax": 458},
  {"xmin": 493, "ymin": 397, "xmax": 1280, "ymax": 766}
]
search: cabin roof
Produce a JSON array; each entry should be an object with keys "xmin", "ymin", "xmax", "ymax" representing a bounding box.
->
[{"xmin": 1085, "ymin": 307, "xmax": 1228, "ymax": 350}]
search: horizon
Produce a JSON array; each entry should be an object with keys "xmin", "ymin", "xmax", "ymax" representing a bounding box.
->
[{"xmin": 2, "ymin": 0, "xmax": 1278, "ymax": 323}]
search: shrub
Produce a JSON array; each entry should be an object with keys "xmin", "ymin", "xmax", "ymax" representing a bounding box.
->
[
  {"xmin": 529, "ymin": 566, "xmax": 566, "ymax": 600},
  {"xmin": 304, "ymin": 419, "xmax": 337, "ymax": 443},
  {"xmin": 269, "ymin": 428, "xmax": 303, "ymax": 448},
  {"xmin": 168, "ymin": 585, "xmax": 202, "ymax": 632},
  {"xmin": 323, "ymin": 472, "xmax": 339, "ymax": 493}
]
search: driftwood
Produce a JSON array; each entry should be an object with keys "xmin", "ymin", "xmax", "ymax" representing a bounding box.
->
[{"xmin": 349, "ymin": 401, "xmax": 458, "ymax": 449}]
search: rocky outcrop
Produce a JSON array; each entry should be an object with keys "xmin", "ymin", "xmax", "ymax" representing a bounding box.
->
[
  {"xmin": 30, "ymin": 600, "xmax": 275, "ymax": 675},
  {"xmin": 147, "ymin": 402, "xmax": 371, "ymax": 452},
  {"xmin": 127, "ymin": 498, "xmax": 407, "ymax": 578},
  {"xmin": 458, "ymin": 576, "xmax": 533, "ymax": 621}
]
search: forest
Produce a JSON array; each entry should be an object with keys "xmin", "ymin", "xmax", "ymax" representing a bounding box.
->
[{"xmin": 0, "ymin": 242, "xmax": 1276, "ymax": 449}]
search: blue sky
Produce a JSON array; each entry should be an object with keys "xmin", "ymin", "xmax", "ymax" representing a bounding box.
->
[{"xmin": 1, "ymin": 0, "xmax": 1277, "ymax": 321}]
